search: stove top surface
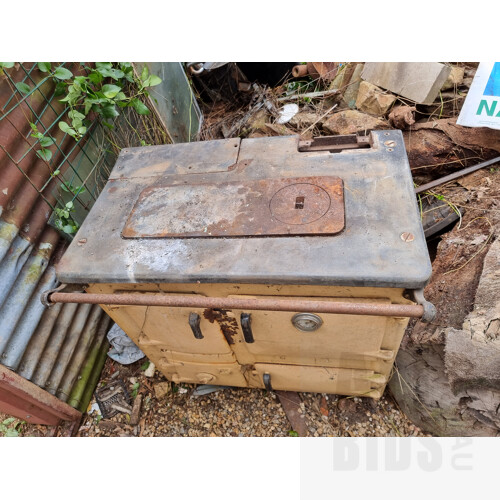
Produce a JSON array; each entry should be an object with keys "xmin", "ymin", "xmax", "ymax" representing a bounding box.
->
[{"xmin": 57, "ymin": 131, "xmax": 432, "ymax": 288}]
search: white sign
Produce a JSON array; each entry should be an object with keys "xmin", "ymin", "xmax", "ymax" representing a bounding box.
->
[{"xmin": 457, "ymin": 62, "xmax": 500, "ymax": 130}]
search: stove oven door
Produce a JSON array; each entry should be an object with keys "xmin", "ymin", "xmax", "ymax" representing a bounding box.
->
[{"xmin": 225, "ymin": 294, "xmax": 404, "ymax": 375}]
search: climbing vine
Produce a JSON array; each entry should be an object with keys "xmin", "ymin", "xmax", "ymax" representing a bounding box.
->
[{"xmin": 0, "ymin": 62, "xmax": 162, "ymax": 235}]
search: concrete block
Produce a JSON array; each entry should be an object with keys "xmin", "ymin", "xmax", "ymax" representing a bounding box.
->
[{"xmin": 361, "ymin": 62, "xmax": 452, "ymax": 105}]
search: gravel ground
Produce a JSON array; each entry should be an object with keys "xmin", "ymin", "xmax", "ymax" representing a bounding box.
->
[
  {"xmin": 73, "ymin": 357, "xmax": 428, "ymax": 437},
  {"xmin": 0, "ymin": 355, "xmax": 429, "ymax": 438}
]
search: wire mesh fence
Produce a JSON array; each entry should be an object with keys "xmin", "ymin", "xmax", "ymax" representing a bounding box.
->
[
  {"xmin": 0, "ymin": 62, "xmax": 117, "ymax": 237},
  {"xmin": 0, "ymin": 62, "xmax": 169, "ymax": 238}
]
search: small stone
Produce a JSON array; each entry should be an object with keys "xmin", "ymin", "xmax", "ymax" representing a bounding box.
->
[
  {"xmin": 263, "ymin": 123, "xmax": 293, "ymax": 136},
  {"xmin": 154, "ymin": 382, "xmax": 171, "ymax": 399},
  {"xmin": 323, "ymin": 110, "xmax": 388, "ymax": 135},
  {"xmin": 356, "ymin": 81, "xmax": 396, "ymax": 115},
  {"xmin": 144, "ymin": 362, "xmax": 156, "ymax": 377},
  {"xmin": 389, "ymin": 105, "xmax": 416, "ymax": 129},
  {"xmin": 338, "ymin": 398, "xmax": 357, "ymax": 413},
  {"xmin": 320, "ymin": 396, "xmax": 329, "ymax": 417},
  {"xmin": 289, "ymin": 112, "xmax": 322, "ymax": 129}
]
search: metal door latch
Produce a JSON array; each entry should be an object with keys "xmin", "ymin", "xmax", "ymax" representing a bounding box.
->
[
  {"xmin": 263, "ymin": 372, "xmax": 273, "ymax": 392},
  {"xmin": 189, "ymin": 313, "xmax": 204, "ymax": 339},
  {"xmin": 241, "ymin": 313, "xmax": 254, "ymax": 343}
]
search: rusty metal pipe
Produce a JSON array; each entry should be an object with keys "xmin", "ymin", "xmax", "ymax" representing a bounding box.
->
[
  {"xmin": 414, "ymin": 155, "xmax": 500, "ymax": 194},
  {"xmin": 47, "ymin": 292, "xmax": 424, "ymax": 318}
]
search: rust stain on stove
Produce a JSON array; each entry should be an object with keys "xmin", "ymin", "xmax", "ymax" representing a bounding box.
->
[
  {"xmin": 122, "ymin": 176, "xmax": 345, "ymax": 239},
  {"xmin": 203, "ymin": 308, "xmax": 239, "ymax": 345}
]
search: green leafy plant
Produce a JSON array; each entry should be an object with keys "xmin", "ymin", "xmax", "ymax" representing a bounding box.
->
[
  {"xmin": 0, "ymin": 417, "xmax": 24, "ymax": 437},
  {"xmin": 0, "ymin": 62, "xmax": 15, "ymax": 74},
  {"xmin": 54, "ymin": 200, "xmax": 79, "ymax": 235},
  {"xmin": 140, "ymin": 360, "xmax": 150, "ymax": 371},
  {"xmin": 60, "ymin": 181, "xmax": 86, "ymax": 196},
  {"xmin": 288, "ymin": 430, "xmax": 299, "ymax": 437},
  {"xmin": 29, "ymin": 122, "xmax": 55, "ymax": 162},
  {"xmin": 56, "ymin": 62, "xmax": 161, "ymax": 139}
]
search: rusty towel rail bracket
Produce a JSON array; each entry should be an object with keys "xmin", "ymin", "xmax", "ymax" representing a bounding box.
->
[{"xmin": 42, "ymin": 289, "xmax": 429, "ymax": 319}]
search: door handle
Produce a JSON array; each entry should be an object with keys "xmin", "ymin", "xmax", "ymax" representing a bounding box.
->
[
  {"xmin": 241, "ymin": 313, "xmax": 254, "ymax": 343},
  {"xmin": 189, "ymin": 312, "xmax": 204, "ymax": 339}
]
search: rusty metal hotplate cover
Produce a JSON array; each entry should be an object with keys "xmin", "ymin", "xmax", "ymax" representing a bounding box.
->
[{"xmin": 122, "ymin": 176, "xmax": 344, "ymax": 238}]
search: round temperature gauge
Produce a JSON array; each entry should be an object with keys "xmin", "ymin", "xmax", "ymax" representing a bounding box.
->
[{"xmin": 291, "ymin": 313, "xmax": 323, "ymax": 332}]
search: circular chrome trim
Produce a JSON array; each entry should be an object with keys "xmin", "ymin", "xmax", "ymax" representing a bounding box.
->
[{"xmin": 291, "ymin": 312, "xmax": 323, "ymax": 332}]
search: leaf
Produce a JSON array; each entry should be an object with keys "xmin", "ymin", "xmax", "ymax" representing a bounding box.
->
[
  {"xmin": 63, "ymin": 224, "xmax": 76, "ymax": 234},
  {"xmin": 141, "ymin": 65, "xmax": 149, "ymax": 82},
  {"xmin": 71, "ymin": 118, "xmax": 83, "ymax": 130},
  {"xmin": 141, "ymin": 361, "xmax": 150, "ymax": 371},
  {"xmin": 146, "ymin": 74, "xmax": 162, "ymax": 87},
  {"xmin": 59, "ymin": 121, "xmax": 77, "ymax": 138},
  {"xmin": 74, "ymin": 76, "xmax": 87, "ymax": 85},
  {"xmin": 15, "ymin": 82, "xmax": 32, "ymax": 94},
  {"xmin": 68, "ymin": 109, "xmax": 85, "ymax": 120},
  {"xmin": 97, "ymin": 67, "xmax": 124, "ymax": 80},
  {"xmin": 37, "ymin": 62, "xmax": 51, "ymax": 73},
  {"xmin": 114, "ymin": 91, "xmax": 127, "ymax": 101},
  {"xmin": 95, "ymin": 62, "xmax": 112, "ymax": 70},
  {"xmin": 36, "ymin": 149, "xmax": 52, "ymax": 162},
  {"xmin": 39, "ymin": 136, "xmax": 55, "ymax": 147},
  {"xmin": 54, "ymin": 66, "xmax": 73, "ymax": 80},
  {"xmin": 102, "ymin": 84, "xmax": 122, "ymax": 99},
  {"xmin": 100, "ymin": 103, "xmax": 119, "ymax": 118},
  {"xmin": 66, "ymin": 201, "xmax": 74, "ymax": 209},
  {"xmin": 77, "ymin": 126, "xmax": 87, "ymax": 135},
  {"xmin": 88, "ymin": 71, "xmax": 103, "ymax": 85},
  {"xmin": 131, "ymin": 98, "xmax": 150, "ymax": 115},
  {"xmin": 54, "ymin": 81, "xmax": 67, "ymax": 96},
  {"xmin": 84, "ymin": 100, "xmax": 93, "ymax": 115},
  {"xmin": 52, "ymin": 169, "xmax": 61, "ymax": 176},
  {"xmin": 2, "ymin": 418, "xmax": 16, "ymax": 426},
  {"xmin": 5, "ymin": 428, "xmax": 19, "ymax": 437},
  {"xmin": 109, "ymin": 68, "xmax": 124, "ymax": 79},
  {"xmin": 0, "ymin": 62, "xmax": 15, "ymax": 69},
  {"xmin": 58, "ymin": 121, "xmax": 71, "ymax": 133}
]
